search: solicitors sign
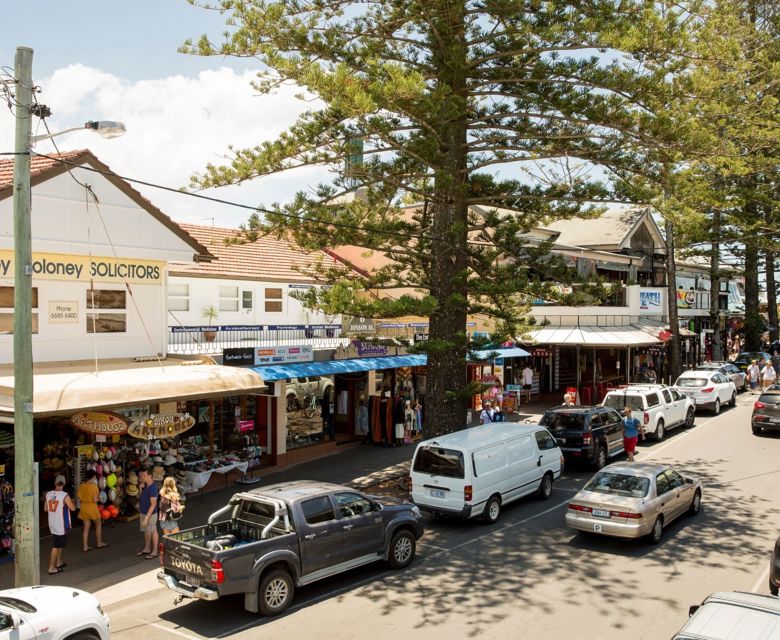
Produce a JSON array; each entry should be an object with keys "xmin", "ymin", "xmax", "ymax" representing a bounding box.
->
[{"xmin": 0, "ymin": 250, "xmax": 163, "ymax": 284}]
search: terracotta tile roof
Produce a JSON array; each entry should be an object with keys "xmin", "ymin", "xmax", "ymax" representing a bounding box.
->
[
  {"xmin": 170, "ymin": 223, "xmax": 342, "ymax": 283},
  {"xmin": 0, "ymin": 149, "xmax": 213, "ymax": 262},
  {"xmin": 0, "ymin": 149, "xmax": 88, "ymax": 192}
]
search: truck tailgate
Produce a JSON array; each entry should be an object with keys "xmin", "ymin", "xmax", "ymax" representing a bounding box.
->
[{"xmin": 162, "ymin": 537, "xmax": 215, "ymax": 588}]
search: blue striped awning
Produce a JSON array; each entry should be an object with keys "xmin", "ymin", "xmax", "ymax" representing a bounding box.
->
[{"xmin": 251, "ymin": 354, "xmax": 427, "ymax": 381}]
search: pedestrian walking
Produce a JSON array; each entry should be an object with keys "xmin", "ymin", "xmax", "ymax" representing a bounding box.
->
[
  {"xmin": 479, "ymin": 400, "xmax": 495, "ymax": 424},
  {"xmin": 622, "ymin": 407, "xmax": 643, "ymax": 462},
  {"xmin": 158, "ymin": 476, "xmax": 184, "ymax": 536},
  {"xmin": 760, "ymin": 360, "xmax": 777, "ymax": 391},
  {"xmin": 747, "ymin": 360, "xmax": 760, "ymax": 394},
  {"xmin": 494, "ymin": 388, "xmax": 504, "ymax": 422},
  {"xmin": 44, "ymin": 474, "xmax": 76, "ymax": 575},
  {"xmin": 77, "ymin": 469, "xmax": 108, "ymax": 552},
  {"xmin": 522, "ymin": 363, "xmax": 534, "ymax": 404},
  {"xmin": 562, "ymin": 392, "xmax": 575, "ymax": 407},
  {"xmin": 137, "ymin": 467, "xmax": 159, "ymax": 559}
]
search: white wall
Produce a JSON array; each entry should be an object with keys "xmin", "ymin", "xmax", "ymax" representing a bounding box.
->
[
  {"xmin": 167, "ymin": 275, "xmax": 339, "ymax": 328},
  {"xmin": 530, "ymin": 286, "xmax": 667, "ymax": 324}
]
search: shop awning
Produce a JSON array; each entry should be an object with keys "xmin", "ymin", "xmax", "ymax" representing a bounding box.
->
[
  {"xmin": 524, "ymin": 325, "xmax": 662, "ymax": 347},
  {"xmin": 469, "ymin": 347, "xmax": 531, "ymax": 360},
  {"xmin": 252, "ymin": 354, "xmax": 427, "ymax": 381},
  {"xmin": 0, "ymin": 363, "xmax": 267, "ymax": 416}
]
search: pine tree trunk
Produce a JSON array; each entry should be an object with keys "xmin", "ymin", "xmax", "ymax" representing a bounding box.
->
[
  {"xmin": 743, "ymin": 239, "xmax": 762, "ymax": 350},
  {"xmin": 665, "ymin": 219, "xmax": 682, "ymax": 382},
  {"xmin": 422, "ymin": 1, "xmax": 469, "ymax": 437},
  {"xmin": 767, "ymin": 250, "xmax": 778, "ymax": 344},
  {"xmin": 709, "ymin": 210, "xmax": 722, "ymax": 361}
]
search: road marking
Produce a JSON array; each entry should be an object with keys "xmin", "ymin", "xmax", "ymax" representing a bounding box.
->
[
  {"xmin": 140, "ymin": 621, "xmax": 203, "ymax": 640},
  {"xmin": 638, "ymin": 414, "xmax": 721, "ymax": 461},
  {"xmin": 750, "ymin": 563, "xmax": 771, "ymax": 594}
]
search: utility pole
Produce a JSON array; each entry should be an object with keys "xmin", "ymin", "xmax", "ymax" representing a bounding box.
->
[{"xmin": 12, "ymin": 45, "xmax": 39, "ymax": 587}]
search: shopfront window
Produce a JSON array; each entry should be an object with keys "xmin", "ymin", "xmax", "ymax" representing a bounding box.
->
[
  {"xmin": 168, "ymin": 283, "xmax": 190, "ymax": 312},
  {"xmin": 264, "ymin": 288, "xmax": 283, "ymax": 312},
  {"xmin": 0, "ymin": 286, "xmax": 38, "ymax": 334},
  {"xmin": 86, "ymin": 289, "xmax": 126, "ymax": 333},
  {"xmin": 219, "ymin": 286, "xmax": 239, "ymax": 312}
]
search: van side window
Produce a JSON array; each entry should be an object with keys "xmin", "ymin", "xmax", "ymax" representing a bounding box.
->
[
  {"xmin": 301, "ymin": 496, "xmax": 336, "ymax": 525},
  {"xmin": 506, "ymin": 436, "xmax": 533, "ymax": 463},
  {"xmin": 472, "ymin": 443, "xmax": 507, "ymax": 477},
  {"xmin": 535, "ymin": 430, "xmax": 558, "ymax": 451}
]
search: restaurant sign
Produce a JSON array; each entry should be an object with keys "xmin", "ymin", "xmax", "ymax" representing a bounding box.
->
[
  {"xmin": 127, "ymin": 413, "xmax": 196, "ymax": 440},
  {"xmin": 71, "ymin": 411, "xmax": 129, "ymax": 435}
]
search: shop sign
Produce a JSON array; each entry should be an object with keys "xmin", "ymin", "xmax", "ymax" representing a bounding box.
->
[
  {"xmin": 353, "ymin": 340, "xmax": 388, "ymax": 357},
  {"xmin": 127, "ymin": 413, "xmax": 196, "ymax": 440},
  {"xmin": 530, "ymin": 348, "xmax": 551, "ymax": 357},
  {"xmin": 48, "ymin": 300, "xmax": 79, "ymax": 324},
  {"xmin": 0, "ymin": 250, "xmax": 163, "ymax": 284},
  {"xmin": 254, "ymin": 345, "xmax": 313, "ymax": 365},
  {"xmin": 71, "ymin": 411, "xmax": 129, "ymax": 435},
  {"xmin": 639, "ymin": 289, "xmax": 663, "ymax": 312},
  {"xmin": 345, "ymin": 316, "xmax": 376, "ymax": 336},
  {"xmin": 223, "ymin": 347, "xmax": 255, "ymax": 366},
  {"xmin": 238, "ymin": 420, "xmax": 255, "ymax": 432}
]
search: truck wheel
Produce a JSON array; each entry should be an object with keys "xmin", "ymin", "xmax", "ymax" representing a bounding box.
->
[
  {"xmin": 258, "ymin": 569, "xmax": 294, "ymax": 616},
  {"xmin": 388, "ymin": 530, "xmax": 416, "ymax": 569}
]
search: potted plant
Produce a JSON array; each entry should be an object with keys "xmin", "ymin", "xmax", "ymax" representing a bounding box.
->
[{"xmin": 202, "ymin": 306, "xmax": 218, "ymax": 342}]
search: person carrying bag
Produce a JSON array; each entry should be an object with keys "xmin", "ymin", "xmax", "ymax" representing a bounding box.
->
[{"xmin": 159, "ymin": 476, "xmax": 184, "ymax": 536}]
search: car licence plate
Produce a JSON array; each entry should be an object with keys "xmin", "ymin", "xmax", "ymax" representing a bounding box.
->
[
  {"xmin": 186, "ymin": 577, "xmax": 201, "ymax": 589},
  {"xmin": 431, "ymin": 489, "xmax": 446, "ymax": 498},
  {"xmin": 592, "ymin": 509, "xmax": 610, "ymax": 518}
]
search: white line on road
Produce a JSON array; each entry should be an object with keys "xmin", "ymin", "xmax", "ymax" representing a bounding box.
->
[
  {"xmin": 750, "ymin": 563, "xmax": 771, "ymax": 594},
  {"xmin": 639, "ymin": 414, "xmax": 721, "ymax": 461},
  {"xmin": 139, "ymin": 620, "xmax": 203, "ymax": 640}
]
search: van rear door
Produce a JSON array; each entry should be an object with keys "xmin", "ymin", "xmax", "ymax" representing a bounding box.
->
[{"xmin": 411, "ymin": 445, "xmax": 467, "ymax": 510}]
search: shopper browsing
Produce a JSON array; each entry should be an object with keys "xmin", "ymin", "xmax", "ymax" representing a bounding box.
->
[
  {"xmin": 158, "ymin": 476, "xmax": 184, "ymax": 536},
  {"xmin": 77, "ymin": 469, "xmax": 108, "ymax": 552},
  {"xmin": 44, "ymin": 474, "xmax": 76, "ymax": 575},
  {"xmin": 137, "ymin": 467, "xmax": 159, "ymax": 559}
]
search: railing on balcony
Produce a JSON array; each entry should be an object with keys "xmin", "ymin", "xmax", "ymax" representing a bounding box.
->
[{"xmin": 167, "ymin": 322, "xmax": 429, "ymax": 355}]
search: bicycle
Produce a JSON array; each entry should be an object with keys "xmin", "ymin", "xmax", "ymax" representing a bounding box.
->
[{"xmin": 302, "ymin": 393, "xmax": 322, "ymax": 419}]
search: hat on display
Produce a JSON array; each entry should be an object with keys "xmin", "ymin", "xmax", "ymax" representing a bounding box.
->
[
  {"xmin": 152, "ymin": 455, "xmax": 163, "ymax": 464},
  {"xmin": 99, "ymin": 490, "xmax": 107, "ymax": 504},
  {"xmin": 167, "ymin": 448, "xmax": 177, "ymax": 457},
  {"xmin": 116, "ymin": 475, "xmax": 124, "ymax": 486},
  {"xmin": 127, "ymin": 471, "xmax": 138, "ymax": 484},
  {"xmin": 102, "ymin": 462, "xmax": 110, "ymax": 475},
  {"xmin": 108, "ymin": 488, "xmax": 116, "ymax": 502},
  {"xmin": 105, "ymin": 448, "xmax": 112, "ymax": 460},
  {"xmin": 125, "ymin": 483, "xmax": 138, "ymax": 497},
  {"xmin": 100, "ymin": 507, "xmax": 111, "ymax": 520},
  {"xmin": 108, "ymin": 505, "xmax": 119, "ymax": 517},
  {"xmin": 109, "ymin": 461, "xmax": 117, "ymax": 473},
  {"xmin": 152, "ymin": 466, "xmax": 165, "ymax": 482},
  {"xmin": 98, "ymin": 448, "xmax": 105, "ymax": 459},
  {"xmin": 106, "ymin": 473, "xmax": 117, "ymax": 488},
  {"xmin": 91, "ymin": 450, "xmax": 99, "ymax": 462},
  {"xmin": 98, "ymin": 477, "xmax": 107, "ymax": 490},
  {"xmin": 176, "ymin": 454, "xmax": 184, "ymax": 464},
  {"xmin": 161, "ymin": 440, "xmax": 170, "ymax": 451},
  {"xmin": 96, "ymin": 464, "xmax": 103, "ymax": 477},
  {"xmin": 163, "ymin": 454, "xmax": 177, "ymax": 467}
]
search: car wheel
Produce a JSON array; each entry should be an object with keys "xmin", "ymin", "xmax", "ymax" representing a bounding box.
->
[
  {"xmin": 752, "ymin": 425, "xmax": 763, "ymax": 435},
  {"xmin": 594, "ymin": 445, "xmax": 607, "ymax": 470},
  {"xmin": 648, "ymin": 516, "xmax": 663, "ymax": 545},
  {"xmin": 69, "ymin": 634, "xmax": 100, "ymax": 640},
  {"xmin": 652, "ymin": 419, "xmax": 665, "ymax": 442},
  {"xmin": 537, "ymin": 472, "xmax": 554, "ymax": 500},
  {"xmin": 684, "ymin": 407, "xmax": 695, "ymax": 428},
  {"xmin": 729, "ymin": 392, "xmax": 736, "ymax": 408},
  {"xmin": 771, "ymin": 580, "xmax": 779, "ymax": 597},
  {"xmin": 388, "ymin": 530, "xmax": 416, "ymax": 569},
  {"xmin": 483, "ymin": 495, "xmax": 501, "ymax": 524},
  {"xmin": 713, "ymin": 399, "xmax": 720, "ymax": 415},
  {"xmin": 258, "ymin": 569, "xmax": 295, "ymax": 616},
  {"xmin": 688, "ymin": 489, "xmax": 701, "ymax": 516}
]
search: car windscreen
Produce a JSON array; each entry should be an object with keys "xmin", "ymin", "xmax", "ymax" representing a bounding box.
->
[
  {"xmin": 413, "ymin": 446, "xmax": 465, "ymax": 479},
  {"xmin": 539, "ymin": 412, "xmax": 587, "ymax": 430},
  {"xmin": 603, "ymin": 394, "xmax": 643, "ymax": 411},
  {"xmin": 675, "ymin": 377, "xmax": 708, "ymax": 388},
  {"xmin": 0, "ymin": 597, "xmax": 36, "ymax": 613},
  {"xmin": 757, "ymin": 393, "xmax": 780, "ymax": 405},
  {"xmin": 584, "ymin": 472, "xmax": 650, "ymax": 498}
]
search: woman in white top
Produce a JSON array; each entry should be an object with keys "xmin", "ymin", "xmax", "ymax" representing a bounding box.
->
[{"xmin": 761, "ymin": 362, "xmax": 777, "ymax": 391}]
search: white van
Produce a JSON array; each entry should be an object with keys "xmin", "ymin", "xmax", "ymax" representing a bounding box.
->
[
  {"xmin": 410, "ymin": 423, "xmax": 563, "ymax": 523},
  {"xmin": 674, "ymin": 592, "xmax": 780, "ymax": 639}
]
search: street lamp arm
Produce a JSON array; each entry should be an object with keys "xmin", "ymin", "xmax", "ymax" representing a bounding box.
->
[{"xmin": 30, "ymin": 120, "xmax": 126, "ymax": 144}]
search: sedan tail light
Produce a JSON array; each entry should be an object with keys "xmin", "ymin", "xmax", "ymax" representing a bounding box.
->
[
  {"xmin": 611, "ymin": 510, "xmax": 643, "ymax": 519},
  {"xmin": 702, "ymin": 387, "xmax": 714, "ymax": 393},
  {"xmin": 464, "ymin": 485, "xmax": 473, "ymax": 502},
  {"xmin": 754, "ymin": 401, "xmax": 766, "ymax": 409},
  {"xmin": 568, "ymin": 504, "xmax": 592, "ymax": 512}
]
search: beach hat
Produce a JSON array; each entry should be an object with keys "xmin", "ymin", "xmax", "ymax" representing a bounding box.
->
[
  {"xmin": 109, "ymin": 461, "xmax": 117, "ymax": 473},
  {"xmin": 175, "ymin": 469, "xmax": 187, "ymax": 482},
  {"xmin": 152, "ymin": 465, "xmax": 165, "ymax": 482},
  {"xmin": 106, "ymin": 473, "xmax": 117, "ymax": 488},
  {"xmin": 127, "ymin": 471, "xmax": 138, "ymax": 484},
  {"xmin": 164, "ymin": 454, "xmax": 177, "ymax": 467},
  {"xmin": 152, "ymin": 455, "xmax": 163, "ymax": 464},
  {"xmin": 99, "ymin": 490, "xmax": 107, "ymax": 504},
  {"xmin": 91, "ymin": 450, "xmax": 99, "ymax": 462},
  {"xmin": 108, "ymin": 488, "xmax": 116, "ymax": 502},
  {"xmin": 96, "ymin": 464, "xmax": 103, "ymax": 477},
  {"xmin": 125, "ymin": 483, "xmax": 138, "ymax": 497},
  {"xmin": 176, "ymin": 454, "xmax": 185, "ymax": 464}
]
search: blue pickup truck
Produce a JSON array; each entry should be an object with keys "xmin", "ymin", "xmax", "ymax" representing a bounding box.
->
[{"xmin": 158, "ymin": 480, "xmax": 424, "ymax": 615}]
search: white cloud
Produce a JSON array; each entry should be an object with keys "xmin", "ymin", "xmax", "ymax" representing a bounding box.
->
[{"xmin": 0, "ymin": 64, "xmax": 333, "ymax": 227}]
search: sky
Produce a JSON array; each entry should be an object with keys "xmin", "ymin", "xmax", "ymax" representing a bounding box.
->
[{"xmin": 1, "ymin": 1, "xmax": 329, "ymax": 228}]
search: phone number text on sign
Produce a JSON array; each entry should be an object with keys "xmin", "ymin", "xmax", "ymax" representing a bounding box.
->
[{"xmin": 48, "ymin": 300, "xmax": 79, "ymax": 324}]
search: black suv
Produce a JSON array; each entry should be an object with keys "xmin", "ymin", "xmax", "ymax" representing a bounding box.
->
[{"xmin": 539, "ymin": 405, "xmax": 625, "ymax": 469}]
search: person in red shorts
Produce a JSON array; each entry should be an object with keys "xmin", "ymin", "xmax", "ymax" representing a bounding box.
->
[{"xmin": 622, "ymin": 407, "xmax": 643, "ymax": 462}]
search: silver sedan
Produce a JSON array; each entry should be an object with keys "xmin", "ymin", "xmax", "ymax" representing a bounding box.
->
[
  {"xmin": 697, "ymin": 361, "xmax": 748, "ymax": 393},
  {"xmin": 565, "ymin": 462, "xmax": 702, "ymax": 543}
]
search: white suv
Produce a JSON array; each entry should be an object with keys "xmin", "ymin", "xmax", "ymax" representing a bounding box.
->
[{"xmin": 602, "ymin": 384, "xmax": 695, "ymax": 442}]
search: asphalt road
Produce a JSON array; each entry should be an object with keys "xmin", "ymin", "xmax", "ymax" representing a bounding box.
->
[{"xmin": 106, "ymin": 394, "xmax": 780, "ymax": 640}]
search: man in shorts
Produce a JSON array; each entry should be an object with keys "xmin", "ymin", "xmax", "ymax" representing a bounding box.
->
[
  {"xmin": 522, "ymin": 363, "xmax": 534, "ymax": 404},
  {"xmin": 622, "ymin": 407, "xmax": 643, "ymax": 462},
  {"xmin": 137, "ymin": 468, "xmax": 159, "ymax": 559},
  {"xmin": 747, "ymin": 360, "xmax": 760, "ymax": 394},
  {"xmin": 44, "ymin": 474, "xmax": 76, "ymax": 575}
]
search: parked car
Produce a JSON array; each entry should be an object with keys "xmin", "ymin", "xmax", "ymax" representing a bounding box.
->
[
  {"xmin": 752, "ymin": 386, "xmax": 780, "ymax": 435},
  {"xmin": 158, "ymin": 481, "xmax": 424, "ymax": 616},
  {"xmin": 675, "ymin": 592, "xmax": 780, "ymax": 639},
  {"xmin": 0, "ymin": 585, "xmax": 110, "ymax": 640},
  {"xmin": 674, "ymin": 370, "xmax": 737, "ymax": 414},
  {"xmin": 733, "ymin": 351, "xmax": 773, "ymax": 372},
  {"xmin": 539, "ymin": 405, "xmax": 625, "ymax": 469},
  {"xmin": 602, "ymin": 384, "xmax": 695, "ymax": 442},
  {"xmin": 410, "ymin": 422, "xmax": 563, "ymax": 523},
  {"xmin": 565, "ymin": 462, "xmax": 702, "ymax": 544},
  {"xmin": 771, "ymin": 534, "xmax": 780, "ymax": 596},
  {"xmin": 697, "ymin": 361, "xmax": 748, "ymax": 393},
  {"xmin": 285, "ymin": 376, "xmax": 334, "ymax": 415}
]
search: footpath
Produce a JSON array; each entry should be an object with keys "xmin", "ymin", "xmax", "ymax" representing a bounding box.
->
[{"xmin": 3, "ymin": 399, "xmax": 551, "ymax": 606}]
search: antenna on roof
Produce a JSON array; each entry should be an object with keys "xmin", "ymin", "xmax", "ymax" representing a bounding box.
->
[{"xmin": 202, "ymin": 217, "xmax": 215, "ymax": 227}]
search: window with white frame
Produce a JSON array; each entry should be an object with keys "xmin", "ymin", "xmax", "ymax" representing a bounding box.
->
[
  {"xmin": 242, "ymin": 290, "xmax": 253, "ymax": 311},
  {"xmin": 264, "ymin": 287, "xmax": 283, "ymax": 312},
  {"xmin": 167, "ymin": 283, "xmax": 190, "ymax": 312},
  {"xmin": 219, "ymin": 285, "xmax": 239, "ymax": 312}
]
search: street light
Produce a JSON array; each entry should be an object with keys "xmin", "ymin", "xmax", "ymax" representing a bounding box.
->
[{"xmin": 11, "ymin": 45, "xmax": 125, "ymax": 587}]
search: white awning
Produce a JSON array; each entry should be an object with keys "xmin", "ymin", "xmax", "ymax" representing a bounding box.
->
[
  {"xmin": 524, "ymin": 325, "xmax": 661, "ymax": 347},
  {"xmin": 0, "ymin": 363, "xmax": 267, "ymax": 416}
]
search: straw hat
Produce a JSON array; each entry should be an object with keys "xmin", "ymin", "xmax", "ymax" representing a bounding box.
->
[
  {"xmin": 152, "ymin": 465, "xmax": 165, "ymax": 482},
  {"xmin": 125, "ymin": 483, "xmax": 138, "ymax": 497}
]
